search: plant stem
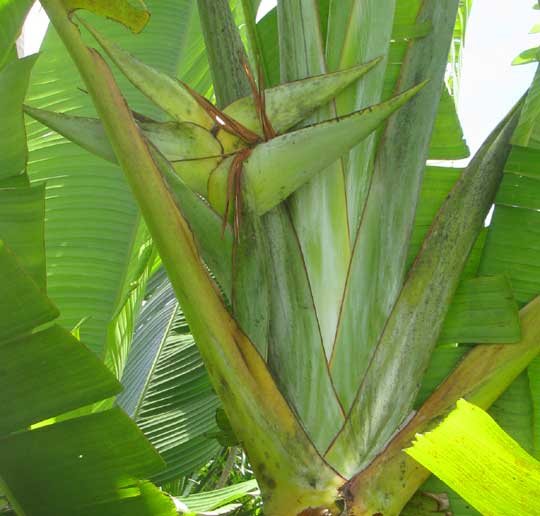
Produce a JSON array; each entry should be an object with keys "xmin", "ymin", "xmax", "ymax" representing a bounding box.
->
[
  {"xmin": 215, "ymin": 446, "xmax": 238, "ymax": 489},
  {"xmin": 240, "ymin": 0, "xmax": 270, "ymax": 86},
  {"xmin": 197, "ymin": 0, "xmax": 251, "ymax": 108},
  {"xmin": 39, "ymin": 3, "xmax": 344, "ymax": 514}
]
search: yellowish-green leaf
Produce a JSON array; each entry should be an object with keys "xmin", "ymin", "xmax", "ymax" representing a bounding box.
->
[
  {"xmin": 512, "ymin": 46, "xmax": 540, "ymax": 66},
  {"xmin": 406, "ymin": 399, "xmax": 540, "ymax": 516},
  {"xmin": 64, "ymin": 0, "xmax": 150, "ymax": 33},
  {"xmin": 529, "ymin": 355, "xmax": 540, "ymax": 459}
]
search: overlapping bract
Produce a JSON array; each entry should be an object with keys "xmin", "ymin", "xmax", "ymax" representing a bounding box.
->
[{"xmin": 26, "ymin": 23, "xmax": 424, "ymax": 221}]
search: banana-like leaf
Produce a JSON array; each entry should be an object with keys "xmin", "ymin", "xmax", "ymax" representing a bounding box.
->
[
  {"xmin": 0, "ymin": 319, "xmax": 122, "ymax": 435},
  {"xmin": 440, "ymin": 275, "xmax": 520, "ymax": 344},
  {"xmin": 64, "ymin": 0, "xmax": 150, "ymax": 33},
  {"xmin": 512, "ymin": 47, "xmax": 540, "ymax": 66},
  {"xmin": 0, "ymin": 408, "xmax": 174, "ymax": 516},
  {"xmin": 512, "ymin": 67, "xmax": 540, "ymax": 148},
  {"xmin": 102, "ymin": 225, "xmax": 155, "ymax": 382},
  {"xmin": 415, "ymin": 370, "xmax": 535, "ymax": 516},
  {"xmin": 0, "ymin": 185, "xmax": 46, "ymax": 290},
  {"xmin": 0, "ymin": 0, "xmax": 33, "ymax": 68},
  {"xmin": 447, "ymin": 0, "xmax": 473, "ymax": 98},
  {"xmin": 0, "ymin": 240, "xmax": 56, "ymax": 342},
  {"xmin": 0, "ymin": 48, "xmax": 175, "ymax": 516},
  {"xmin": 477, "ymin": 71, "xmax": 540, "ymax": 506},
  {"xmin": 0, "ymin": 231, "xmax": 119, "ymax": 437},
  {"xmin": 406, "ymin": 399, "xmax": 540, "ymax": 516},
  {"xmin": 0, "ymin": 56, "xmax": 37, "ymax": 181},
  {"xmin": 26, "ymin": 0, "xmax": 202, "ymax": 358},
  {"xmin": 480, "ymin": 117, "xmax": 540, "ymax": 306},
  {"xmin": 176, "ymin": 480, "xmax": 259, "ymax": 515},
  {"xmin": 404, "ymin": 165, "xmax": 522, "ymax": 346},
  {"xmin": 529, "ymin": 355, "xmax": 540, "ymax": 458},
  {"xmin": 117, "ymin": 269, "xmax": 221, "ymax": 483}
]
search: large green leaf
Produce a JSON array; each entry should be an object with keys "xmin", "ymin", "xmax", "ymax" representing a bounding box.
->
[
  {"xmin": 117, "ymin": 269, "xmax": 221, "ymax": 483},
  {"xmin": 0, "ymin": 408, "xmax": 174, "ymax": 516},
  {"xmin": 26, "ymin": 0, "xmax": 203, "ymax": 358},
  {"xmin": 0, "ymin": 322, "xmax": 122, "ymax": 435},
  {"xmin": 404, "ymin": 165, "xmax": 521, "ymax": 345},
  {"xmin": 0, "ymin": 55, "xmax": 37, "ymax": 181},
  {"xmin": 0, "ymin": 209, "xmax": 120, "ymax": 434},
  {"xmin": 415, "ymin": 371, "xmax": 535, "ymax": 516},
  {"xmin": 406, "ymin": 399, "xmax": 540, "ymax": 516},
  {"xmin": 0, "ymin": 33, "xmax": 175, "ymax": 515},
  {"xmin": 476, "ymin": 75, "xmax": 540, "ymax": 510},
  {"xmin": 0, "ymin": 0, "xmax": 34, "ymax": 68},
  {"xmin": 480, "ymin": 146, "xmax": 540, "ymax": 305},
  {"xmin": 176, "ymin": 479, "xmax": 259, "ymax": 514},
  {"xmin": 102, "ymin": 225, "xmax": 154, "ymax": 382},
  {"xmin": 529, "ymin": 355, "xmax": 540, "ymax": 459},
  {"xmin": 0, "ymin": 185, "xmax": 46, "ymax": 289},
  {"xmin": 440, "ymin": 275, "xmax": 520, "ymax": 344},
  {"xmin": 511, "ymin": 66, "xmax": 540, "ymax": 148},
  {"xmin": 0, "ymin": 240, "xmax": 57, "ymax": 343}
]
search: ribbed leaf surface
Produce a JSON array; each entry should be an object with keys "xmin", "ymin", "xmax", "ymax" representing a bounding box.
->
[
  {"xmin": 476, "ymin": 76, "xmax": 540, "ymax": 513},
  {"xmin": 26, "ymin": 0, "xmax": 198, "ymax": 357},
  {"xmin": 480, "ymin": 146, "xmax": 540, "ymax": 304},
  {"xmin": 0, "ymin": 323, "xmax": 122, "ymax": 435},
  {"xmin": 440, "ymin": 276, "xmax": 520, "ymax": 344},
  {"xmin": 177, "ymin": 480, "xmax": 259, "ymax": 513},
  {"xmin": 118, "ymin": 270, "xmax": 221, "ymax": 483},
  {"xmin": 511, "ymin": 67, "xmax": 540, "ymax": 148},
  {"xmin": 406, "ymin": 400, "xmax": 540, "ymax": 516},
  {"xmin": 0, "ymin": 35, "xmax": 176, "ymax": 516},
  {"xmin": 0, "ymin": 240, "xmax": 57, "ymax": 342},
  {"xmin": 0, "ymin": 408, "xmax": 169, "ymax": 516},
  {"xmin": 0, "ymin": 185, "xmax": 46, "ymax": 290},
  {"xmin": 416, "ymin": 371, "xmax": 535, "ymax": 516},
  {"xmin": 529, "ymin": 355, "xmax": 540, "ymax": 459}
]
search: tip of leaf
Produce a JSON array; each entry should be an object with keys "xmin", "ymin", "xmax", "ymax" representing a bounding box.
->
[{"xmin": 69, "ymin": 1, "xmax": 150, "ymax": 34}]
